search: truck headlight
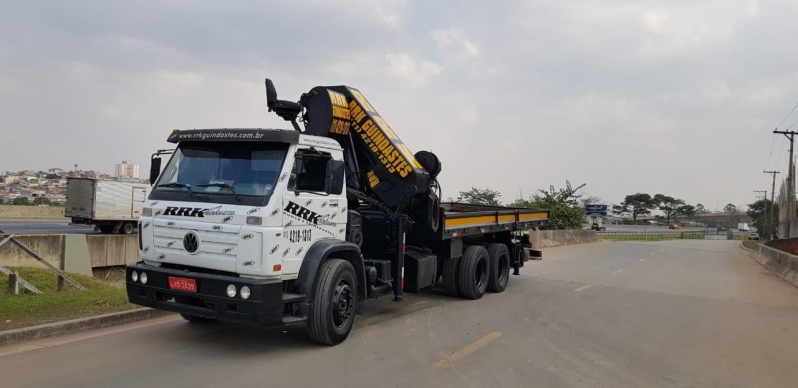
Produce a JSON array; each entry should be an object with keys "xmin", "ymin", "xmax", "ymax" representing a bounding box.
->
[
  {"xmin": 240, "ymin": 286, "xmax": 251, "ymax": 300},
  {"xmin": 142, "ymin": 208, "xmax": 152, "ymax": 216},
  {"xmin": 226, "ymin": 284, "xmax": 237, "ymax": 298},
  {"xmin": 131, "ymin": 271, "xmax": 139, "ymax": 282}
]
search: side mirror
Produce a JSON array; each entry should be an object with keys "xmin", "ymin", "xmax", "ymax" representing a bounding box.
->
[
  {"xmin": 326, "ymin": 160, "xmax": 345, "ymax": 195},
  {"xmin": 149, "ymin": 157, "xmax": 162, "ymax": 186}
]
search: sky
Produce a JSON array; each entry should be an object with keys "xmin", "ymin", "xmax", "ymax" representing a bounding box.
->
[{"xmin": 1, "ymin": 0, "xmax": 797, "ymax": 211}]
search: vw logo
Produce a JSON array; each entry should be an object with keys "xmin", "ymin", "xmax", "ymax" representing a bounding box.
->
[{"xmin": 183, "ymin": 231, "xmax": 201, "ymax": 254}]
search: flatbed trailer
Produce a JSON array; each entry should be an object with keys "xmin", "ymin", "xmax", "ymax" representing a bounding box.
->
[{"xmin": 441, "ymin": 203, "xmax": 549, "ymax": 239}]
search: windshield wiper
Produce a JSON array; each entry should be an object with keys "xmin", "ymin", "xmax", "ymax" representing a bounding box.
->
[
  {"xmin": 195, "ymin": 183, "xmax": 242, "ymax": 201},
  {"xmin": 156, "ymin": 182, "xmax": 213, "ymax": 199},
  {"xmin": 156, "ymin": 182, "xmax": 192, "ymax": 191}
]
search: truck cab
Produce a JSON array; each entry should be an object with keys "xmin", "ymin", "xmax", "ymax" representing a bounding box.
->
[{"xmin": 139, "ymin": 130, "xmax": 345, "ymax": 280}]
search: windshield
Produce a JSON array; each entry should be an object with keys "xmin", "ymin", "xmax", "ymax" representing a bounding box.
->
[{"xmin": 151, "ymin": 141, "xmax": 289, "ymax": 206}]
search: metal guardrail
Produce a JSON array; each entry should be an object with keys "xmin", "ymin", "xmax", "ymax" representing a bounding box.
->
[{"xmin": 596, "ymin": 231, "xmax": 707, "ymax": 237}]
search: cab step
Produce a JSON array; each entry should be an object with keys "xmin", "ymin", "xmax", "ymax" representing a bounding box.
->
[{"xmin": 282, "ymin": 293, "xmax": 306, "ymax": 304}]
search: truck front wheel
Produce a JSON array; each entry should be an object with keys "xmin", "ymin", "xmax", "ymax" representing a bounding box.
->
[{"xmin": 308, "ymin": 259, "xmax": 357, "ymax": 345}]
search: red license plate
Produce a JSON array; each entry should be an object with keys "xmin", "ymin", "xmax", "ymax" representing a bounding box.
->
[{"xmin": 168, "ymin": 277, "xmax": 197, "ymax": 293}]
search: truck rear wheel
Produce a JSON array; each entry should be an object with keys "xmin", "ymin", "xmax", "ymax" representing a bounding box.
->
[
  {"xmin": 120, "ymin": 222, "xmax": 135, "ymax": 234},
  {"xmin": 487, "ymin": 243, "xmax": 510, "ymax": 293},
  {"xmin": 308, "ymin": 259, "xmax": 357, "ymax": 346},
  {"xmin": 458, "ymin": 245, "xmax": 489, "ymax": 300},
  {"xmin": 442, "ymin": 257, "xmax": 460, "ymax": 297}
]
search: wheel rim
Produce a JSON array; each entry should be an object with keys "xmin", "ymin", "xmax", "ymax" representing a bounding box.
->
[
  {"xmin": 123, "ymin": 224, "xmax": 134, "ymax": 234},
  {"xmin": 332, "ymin": 279, "xmax": 353, "ymax": 328},
  {"xmin": 475, "ymin": 258, "xmax": 488, "ymax": 289},
  {"xmin": 497, "ymin": 253, "xmax": 509, "ymax": 284}
]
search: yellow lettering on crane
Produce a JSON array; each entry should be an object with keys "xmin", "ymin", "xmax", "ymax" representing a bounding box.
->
[{"xmin": 350, "ymin": 89, "xmax": 376, "ymax": 113}]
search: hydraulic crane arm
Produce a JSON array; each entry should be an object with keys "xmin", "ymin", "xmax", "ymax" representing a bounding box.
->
[{"xmin": 265, "ymin": 79, "xmax": 441, "ymax": 232}]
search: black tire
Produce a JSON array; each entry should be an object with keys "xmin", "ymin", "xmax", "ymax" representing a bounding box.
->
[
  {"xmin": 119, "ymin": 222, "xmax": 135, "ymax": 234},
  {"xmin": 458, "ymin": 245, "xmax": 489, "ymax": 300},
  {"xmin": 179, "ymin": 313, "xmax": 214, "ymax": 323},
  {"xmin": 442, "ymin": 257, "xmax": 460, "ymax": 297},
  {"xmin": 99, "ymin": 225, "xmax": 114, "ymax": 234},
  {"xmin": 307, "ymin": 259, "xmax": 358, "ymax": 345},
  {"xmin": 487, "ymin": 243, "xmax": 511, "ymax": 293}
]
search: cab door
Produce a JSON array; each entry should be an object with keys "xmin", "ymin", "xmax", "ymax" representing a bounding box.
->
[{"xmin": 280, "ymin": 148, "xmax": 346, "ymax": 274}]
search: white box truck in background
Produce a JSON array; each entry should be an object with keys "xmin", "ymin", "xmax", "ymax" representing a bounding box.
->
[
  {"xmin": 737, "ymin": 222, "xmax": 749, "ymax": 232},
  {"xmin": 65, "ymin": 178, "xmax": 151, "ymax": 234}
]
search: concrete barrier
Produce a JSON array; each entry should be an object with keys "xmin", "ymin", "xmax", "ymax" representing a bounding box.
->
[
  {"xmin": 0, "ymin": 235, "xmax": 65, "ymax": 268},
  {"xmin": 0, "ymin": 205, "xmax": 66, "ymax": 219},
  {"xmin": 539, "ymin": 229, "xmax": 599, "ymax": 248},
  {"xmin": 0, "ymin": 234, "xmax": 139, "ymax": 272},
  {"xmin": 753, "ymin": 240, "xmax": 798, "ymax": 288}
]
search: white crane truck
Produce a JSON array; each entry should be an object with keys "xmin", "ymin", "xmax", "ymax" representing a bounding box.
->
[{"xmin": 126, "ymin": 79, "xmax": 549, "ymax": 345}]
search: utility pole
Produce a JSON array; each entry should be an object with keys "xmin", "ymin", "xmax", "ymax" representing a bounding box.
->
[
  {"xmin": 764, "ymin": 170, "xmax": 780, "ymax": 239},
  {"xmin": 773, "ymin": 128, "xmax": 798, "ymax": 238}
]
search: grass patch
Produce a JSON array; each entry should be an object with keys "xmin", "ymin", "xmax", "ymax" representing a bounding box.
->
[
  {"xmin": 0, "ymin": 267, "xmax": 136, "ymax": 331},
  {"xmin": 742, "ymin": 240, "xmax": 759, "ymax": 250}
]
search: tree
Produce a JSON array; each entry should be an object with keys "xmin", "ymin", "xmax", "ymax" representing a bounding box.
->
[
  {"xmin": 723, "ymin": 203, "xmax": 738, "ymax": 213},
  {"xmin": 747, "ymin": 199, "xmax": 778, "ymax": 240},
  {"xmin": 654, "ymin": 194, "xmax": 686, "ymax": 224},
  {"xmin": 579, "ymin": 194, "xmax": 604, "ymax": 208},
  {"xmin": 511, "ymin": 181, "xmax": 586, "ymax": 229},
  {"xmin": 613, "ymin": 193, "xmax": 656, "ymax": 221},
  {"xmin": 457, "ymin": 187, "xmax": 501, "ymax": 205},
  {"xmin": 695, "ymin": 203, "xmax": 708, "ymax": 214},
  {"xmin": 674, "ymin": 204, "xmax": 695, "ymax": 222},
  {"xmin": 33, "ymin": 197, "xmax": 51, "ymax": 206},
  {"xmin": 12, "ymin": 197, "xmax": 31, "ymax": 206}
]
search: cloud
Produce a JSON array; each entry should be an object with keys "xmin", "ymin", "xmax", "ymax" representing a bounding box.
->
[
  {"xmin": 430, "ymin": 28, "xmax": 480, "ymax": 57},
  {"xmin": 2, "ymin": 0, "xmax": 798, "ymax": 209},
  {"xmin": 386, "ymin": 53, "xmax": 443, "ymax": 88}
]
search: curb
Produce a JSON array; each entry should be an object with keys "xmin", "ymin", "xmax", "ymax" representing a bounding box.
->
[
  {"xmin": 739, "ymin": 241, "xmax": 755, "ymax": 252},
  {"xmin": 0, "ymin": 308, "xmax": 173, "ymax": 348}
]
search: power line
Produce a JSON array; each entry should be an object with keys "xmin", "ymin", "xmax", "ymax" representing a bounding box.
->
[
  {"xmin": 761, "ymin": 134, "xmax": 778, "ymax": 187},
  {"xmin": 776, "ymin": 100, "xmax": 798, "ymax": 129}
]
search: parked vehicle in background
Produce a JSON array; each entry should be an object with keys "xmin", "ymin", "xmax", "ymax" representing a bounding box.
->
[
  {"xmin": 669, "ymin": 224, "xmax": 680, "ymax": 230},
  {"xmin": 737, "ymin": 222, "xmax": 749, "ymax": 232},
  {"xmin": 591, "ymin": 222, "xmax": 606, "ymax": 231},
  {"xmin": 749, "ymin": 233, "xmax": 759, "ymax": 240},
  {"xmin": 65, "ymin": 178, "xmax": 150, "ymax": 234}
]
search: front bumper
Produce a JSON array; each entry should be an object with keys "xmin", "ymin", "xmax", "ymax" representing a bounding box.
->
[{"xmin": 126, "ymin": 262, "xmax": 286, "ymax": 326}]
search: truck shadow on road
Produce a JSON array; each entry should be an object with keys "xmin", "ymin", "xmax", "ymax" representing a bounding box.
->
[{"xmin": 153, "ymin": 288, "xmax": 459, "ymax": 353}]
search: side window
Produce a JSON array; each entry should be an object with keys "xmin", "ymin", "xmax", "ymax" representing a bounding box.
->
[
  {"xmin": 288, "ymin": 150, "xmax": 331, "ymax": 192},
  {"xmin": 287, "ymin": 149, "xmax": 345, "ymax": 194}
]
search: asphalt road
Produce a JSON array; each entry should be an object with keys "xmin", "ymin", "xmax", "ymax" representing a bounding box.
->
[
  {"xmin": 2, "ymin": 240, "xmax": 797, "ymax": 387},
  {"xmin": 0, "ymin": 219, "xmax": 100, "ymax": 235}
]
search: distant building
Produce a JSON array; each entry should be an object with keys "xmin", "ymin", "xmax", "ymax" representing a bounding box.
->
[
  {"xmin": 115, "ymin": 161, "xmax": 140, "ymax": 179},
  {"xmin": 48, "ymin": 168, "xmax": 64, "ymax": 174}
]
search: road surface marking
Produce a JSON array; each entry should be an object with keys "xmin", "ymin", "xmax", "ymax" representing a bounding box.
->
[
  {"xmin": 433, "ymin": 332, "xmax": 502, "ymax": 367},
  {"xmin": 639, "ymin": 258, "xmax": 647, "ymax": 262},
  {"xmin": 650, "ymin": 252, "xmax": 657, "ymax": 256},
  {"xmin": 613, "ymin": 269, "xmax": 625, "ymax": 274},
  {"xmin": 573, "ymin": 284, "xmax": 594, "ymax": 292}
]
